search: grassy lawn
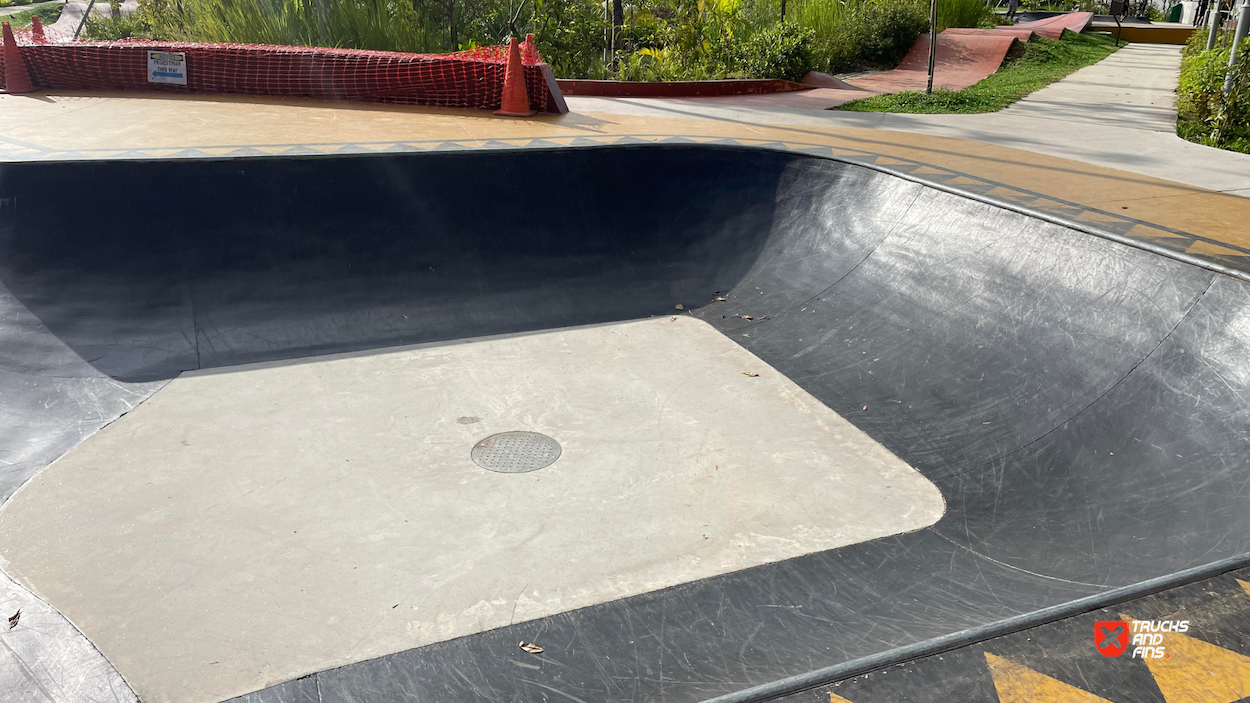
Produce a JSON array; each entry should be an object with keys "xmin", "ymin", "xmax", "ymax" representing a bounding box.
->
[
  {"xmin": 839, "ymin": 31, "xmax": 1120, "ymax": 113},
  {"xmin": 3, "ymin": 3, "xmax": 63, "ymax": 28}
]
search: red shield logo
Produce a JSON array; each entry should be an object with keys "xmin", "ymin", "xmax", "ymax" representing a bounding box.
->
[{"xmin": 1095, "ymin": 620, "xmax": 1128, "ymax": 658}]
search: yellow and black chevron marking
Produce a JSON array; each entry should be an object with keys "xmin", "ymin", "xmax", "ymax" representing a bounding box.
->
[
  {"xmin": 781, "ymin": 567, "xmax": 1250, "ymax": 703},
  {"xmin": 2, "ymin": 133, "xmax": 1245, "ymax": 277}
]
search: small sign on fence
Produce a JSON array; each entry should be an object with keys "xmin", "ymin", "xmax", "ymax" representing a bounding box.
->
[{"xmin": 147, "ymin": 51, "xmax": 187, "ymax": 85}]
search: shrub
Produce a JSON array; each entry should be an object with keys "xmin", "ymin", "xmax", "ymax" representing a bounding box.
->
[
  {"xmin": 816, "ymin": 0, "xmax": 928, "ymax": 73},
  {"xmin": 615, "ymin": 46, "xmax": 690, "ymax": 80},
  {"xmin": 532, "ymin": 0, "xmax": 609, "ymax": 78},
  {"xmin": 739, "ymin": 21, "xmax": 815, "ymax": 80},
  {"xmin": 140, "ymin": 0, "xmax": 422, "ymax": 50},
  {"xmin": 83, "ymin": 4, "xmax": 152, "ymax": 40},
  {"xmin": 1177, "ymin": 30, "xmax": 1250, "ymax": 152}
]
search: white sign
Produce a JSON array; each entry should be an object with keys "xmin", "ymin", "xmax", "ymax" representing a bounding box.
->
[{"xmin": 147, "ymin": 51, "xmax": 187, "ymax": 85}]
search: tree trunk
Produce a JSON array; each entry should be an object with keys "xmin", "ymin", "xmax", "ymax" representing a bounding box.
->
[{"xmin": 449, "ymin": 1, "xmax": 457, "ymax": 49}]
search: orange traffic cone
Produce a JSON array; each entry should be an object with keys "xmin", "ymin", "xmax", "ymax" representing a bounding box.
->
[
  {"xmin": 522, "ymin": 33, "xmax": 539, "ymax": 64},
  {"xmin": 494, "ymin": 37, "xmax": 536, "ymax": 117},
  {"xmin": 2, "ymin": 22, "xmax": 34, "ymax": 94},
  {"xmin": 30, "ymin": 15, "xmax": 45, "ymax": 43}
]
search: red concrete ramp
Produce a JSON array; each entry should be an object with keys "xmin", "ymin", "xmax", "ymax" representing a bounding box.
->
[
  {"xmin": 800, "ymin": 71, "xmax": 861, "ymax": 89},
  {"xmin": 848, "ymin": 32, "xmax": 1017, "ymax": 93},
  {"xmin": 945, "ymin": 26, "xmax": 1036, "ymax": 41},
  {"xmin": 1016, "ymin": 12, "xmax": 1094, "ymax": 39}
]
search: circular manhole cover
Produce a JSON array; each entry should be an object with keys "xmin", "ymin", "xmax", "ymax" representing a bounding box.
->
[{"xmin": 471, "ymin": 431, "xmax": 562, "ymax": 474}]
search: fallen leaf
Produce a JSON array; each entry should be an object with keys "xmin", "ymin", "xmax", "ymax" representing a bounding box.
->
[
  {"xmin": 743, "ymin": 372, "xmax": 759, "ymax": 377},
  {"xmin": 675, "ymin": 304, "xmax": 685, "ymax": 310},
  {"xmin": 519, "ymin": 641, "xmax": 544, "ymax": 654},
  {"xmin": 7, "ymin": 609, "xmax": 19, "ymax": 630}
]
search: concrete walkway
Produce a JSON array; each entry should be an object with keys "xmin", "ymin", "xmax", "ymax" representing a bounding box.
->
[
  {"xmin": 0, "ymin": 0, "xmax": 61, "ymax": 18},
  {"xmin": 567, "ymin": 44, "xmax": 1250, "ymax": 197}
]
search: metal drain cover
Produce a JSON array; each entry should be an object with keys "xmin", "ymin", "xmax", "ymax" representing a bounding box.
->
[{"xmin": 471, "ymin": 431, "xmax": 562, "ymax": 473}]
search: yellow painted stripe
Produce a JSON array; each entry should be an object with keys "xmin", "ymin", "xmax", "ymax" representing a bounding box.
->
[
  {"xmin": 1121, "ymin": 616, "xmax": 1250, "ymax": 703},
  {"xmin": 985, "ymin": 652, "xmax": 1112, "ymax": 703}
]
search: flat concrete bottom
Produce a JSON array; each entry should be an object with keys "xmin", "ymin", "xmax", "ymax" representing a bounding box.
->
[{"xmin": 0, "ymin": 317, "xmax": 944, "ymax": 703}]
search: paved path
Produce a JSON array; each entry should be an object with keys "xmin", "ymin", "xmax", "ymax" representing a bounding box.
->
[
  {"xmin": 0, "ymin": 0, "xmax": 61, "ymax": 18},
  {"xmin": 567, "ymin": 44, "xmax": 1250, "ymax": 197}
]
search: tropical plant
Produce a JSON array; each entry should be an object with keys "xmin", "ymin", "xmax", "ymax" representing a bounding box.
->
[{"xmin": 1177, "ymin": 30, "xmax": 1250, "ymax": 152}]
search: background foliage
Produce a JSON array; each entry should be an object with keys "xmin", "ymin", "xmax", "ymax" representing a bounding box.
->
[
  {"xmin": 83, "ymin": 0, "xmax": 998, "ymax": 80},
  {"xmin": 1177, "ymin": 31, "xmax": 1250, "ymax": 153}
]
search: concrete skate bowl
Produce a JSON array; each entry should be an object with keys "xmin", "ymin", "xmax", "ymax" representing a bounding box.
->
[{"xmin": 1, "ymin": 145, "xmax": 1249, "ymax": 703}]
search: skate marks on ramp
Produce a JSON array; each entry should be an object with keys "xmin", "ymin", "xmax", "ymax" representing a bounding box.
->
[
  {"xmin": 0, "ymin": 147, "xmax": 1245, "ymax": 703},
  {"xmin": 0, "ymin": 217, "xmax": 158, "ymax": 703},
  {"xmin": 0, "ymin": 279, "xmax": 166, "ymax": 504},
  {"xmin": 213, "ymin": 152, "xmax": 1246, "ymax": 702},
  {"xmin": 0, "ymin": 570, "xmax": 137, "ymax": 703},
  {"xmin": 227, "ymin": 154, "xmax": 1250, "ymax": 703}
]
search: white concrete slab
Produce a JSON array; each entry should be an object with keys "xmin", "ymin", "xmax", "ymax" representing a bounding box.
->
[{"xmin": 0, "ymin": 316, "xmax": 944, "ymax": 703}]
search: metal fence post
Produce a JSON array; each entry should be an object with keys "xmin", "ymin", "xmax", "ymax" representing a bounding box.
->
[
  {"xmin": 1208, "ymin": 0, "xmax": 1224, "ymax": 50},
  {"xmin": 1224, "ymin": 0, "xmax": 1250, "ymax": 92},
  {"xmin": 926, "ymin": 0, "xmax": 938, "ymax": 93}
]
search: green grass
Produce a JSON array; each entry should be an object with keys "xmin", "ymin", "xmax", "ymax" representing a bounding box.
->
[
  {"xmin": 838, "ymin": 31, "xmax": 1119, "ymax": 114},
  {"xmin": 3, "ymin": 3, "xmax": 62, "ymax": 28}
]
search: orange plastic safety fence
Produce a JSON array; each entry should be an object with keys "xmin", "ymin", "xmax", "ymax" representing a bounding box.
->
[{"xmin": 0, "ymin": 27, "xmax": 561, "ymax": 113}]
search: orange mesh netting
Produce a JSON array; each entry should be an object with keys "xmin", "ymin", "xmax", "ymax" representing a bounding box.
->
[{"xmin": 0, "ymin": 27, "xmax": 566, "ymax": 113}]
